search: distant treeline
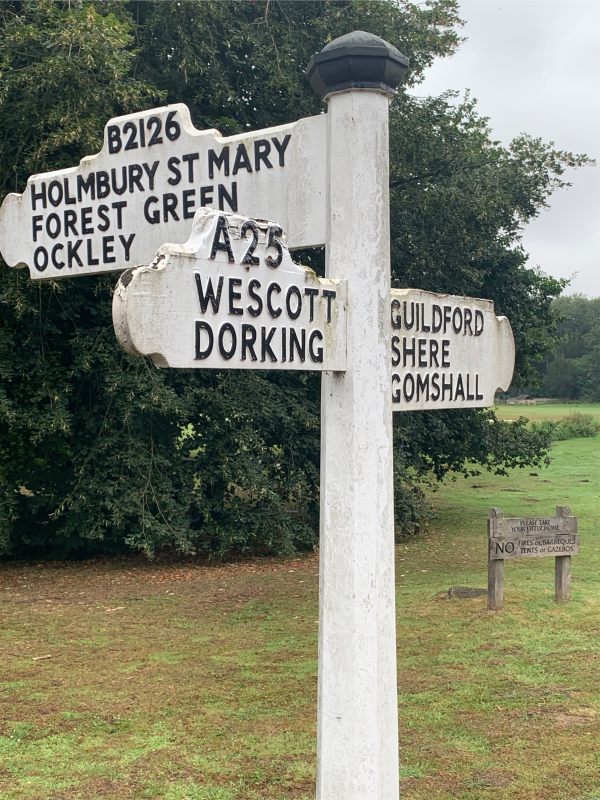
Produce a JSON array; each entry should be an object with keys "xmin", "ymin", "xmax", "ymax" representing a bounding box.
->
[{"xmin": 534, "ymin": 296, "xmax": 600, "ymax": 400}]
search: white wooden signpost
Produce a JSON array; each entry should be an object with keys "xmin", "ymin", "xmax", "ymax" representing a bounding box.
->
[
  {"xmin": 0, "ymin": 105, "xmax": 326, "ymax": 279},
  {"xmin": 0, "ymin": 30, "xmax": 518, "ymax": 800}
]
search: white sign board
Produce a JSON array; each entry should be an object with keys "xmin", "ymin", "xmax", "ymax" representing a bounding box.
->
[
  {"xmin": 0, "ymin": 104, "xmax": 326, "ymax": 280},
  {"xmin": 113, "ymin": 209, "xmax": 346, "ymax": 371},
  {"xmin": 390, "ymin": 288, "xmax": 514, "ymax": 410}
]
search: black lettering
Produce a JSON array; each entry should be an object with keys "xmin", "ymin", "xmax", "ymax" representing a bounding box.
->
[
  {"xmin": 416, "ymin": 374, "xmax": 430, "ymax": 401},
  {"xmin": 163, "ymin": 193, "xmax": 180, "ymax": 222},
  {"xmin": 391, "ymin": 373, "xmax": 401, "ymax": 403},
  {"xmin": 208, "ymin": 147, "xmax": 230, "ymax": 179},
  {"xmin": 322, "ymin": 289, "xmax": 336, "ymax": 323},
  {"xmin": 48, "ymin": 180, "xmax": 63, "ymax": 207},
  {"xmin": 86, "ymin": 238, "xmax": 99, "ymax": 267},
  {"xmin": 391, "ymin": 335, "xmax": 401, "ymax": 368},
  {"xmin": 266, "ymin": 283, "xmax": 282, "ymax": 318},
  {"xmin": 33, "ymin": 246, "xmax": 48, "ymax": 272},
  {"xmin": 474, "ymin": 310, "xmax": 484, "ymax": 335},
  {"xmin": 289, "ymin": 328, "xmax": 306, "ymax": 362},
  {"xmin": 463, "ymin": 308, "xmax": 473, "ymax": 335},
  {"xmin": 119, "ymin": 233, "xmax": 135, "ymax": 261},
  {"xmin": 260, "ymin": 326, "xmax": 277, "ymax": 362},
  {"xmin": 240, "ymin": 220, "xmax": 259, "ymax": 266},
  {"xmin": 167, "ymin": 156, "xmax": 181, "ymax": 186},
  {"xmin": 241, "ymin": 324, "xmax": 258, "ymax": 361},
  {"xmin": 254, "ymin": 139, "xmax": 273, "ymax": 171},
  {"xmin": 30, "ymin": 182, "xmax": 47, "ymax": 211},
  {"xmin": 228, "ymin": 278, "xmax": 243, "ymax": 315},
  {"xmin": 107, "ymin": 124, "xmax": 122, "ymax": 154},
  {"xmin": 232, "ymin": 143, "xmax": 252, "ymax": 175},
  {"xmin": 64, "ymin": 209, "xmax": 78, "ymax": 237},
  {"xmin": 272, "ymin": 134, "xmax": 291, "ymax": 166},
  {"xmin": 195, "ymin": 274, "xmax": 224, "ymax": 313},
  {"xmin": 110, "ymin": 166, "xmax": 127, "ymax": 195},
  {"xmin": 391, "ymin": 298, "xmax": 401, "ymax": 329},
  {"xmin": 96, "ymin": 171, "xmax": 110, "ymax": 199},
  {"xmin": 286, "ymin": 286, "xmax": 302, "ymax": 320},
  {"xmin": 102, "ymin": 236, "xmax": 116, "ymax": 264},
  {"xmin": 218, "ymin": 323, "xmax": 237, "ymax": 360},
  {"xmin": 195, "ymin": 321, "xmax": 213, "ymax": 359},
  {"xmin": 112, "ymin": 201, "xmax": 126, "ymax": 230},
  {"xmin": 182, "ymin": 152, "xmax": 200, "ymax": 182},
  {"xmin": 51, "ymin": 243, "xmax": 64, "ymax": 269},
  {"xmin": 304, "ymin": 287, "xmax": 319, "ymax": 322},
  {"xmin": 143, "ymin": 161, "xmax": 160, "ymax": 191},
  {"xmin": 182, "ymin": 189, "xmax": 196, "ymax": 220},
  {"xmin": 81, "ymin": 207, "xmax": 93, "ymax": 236},
  {"xmin": 209, "ymin": 215, "xmax": 234, "ymax": 262},
  {"xmin": 128, "ymin": 164, "xmax": 143, "ymax": 193},
  {"xmin": 67, "ymin": 239, "xmax": 83, "ymax": 269},
  {"xmin": 441, "ymin": 340, "xmax": 450, "ymax": 368},
  {"xmin": 200, "ymin": 185, "xmax": 214, "ymax": 207},
  {"xmin": 218, "ymin": 181, "xmax": 237, "ymax": 212},
  {"xmin": 32, "ymin": 215, "xmax": 43, "ymax": 242},
  {"xmin": 309, "ymin": 330, "xmax": 324, "ymax": 363},
  {"xmin": 77, "ymin": 173, "xmax": 95, "ymax": 202},
  {"xmin": 404, "ymin": 373, "xmax": 415, "ymax": 401},
  {"xmin": 46, "ymin": 213, "xmax": 60, "ymax": 240},
  {"xmin": 144, "ymin": 196, "xmax": 160, "ymax": 224},
  {"xmin": 247, "ymin": 279, "xmax": 263, "ymax": 317}
]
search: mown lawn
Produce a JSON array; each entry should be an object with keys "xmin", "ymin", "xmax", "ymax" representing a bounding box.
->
[
  {"xmin": 1, "ymin": 409, "xmax": 599, "ymax": 799},
  {"xmin": 496, "ymin": 401, "xmax": 600, "ymax": 424}
]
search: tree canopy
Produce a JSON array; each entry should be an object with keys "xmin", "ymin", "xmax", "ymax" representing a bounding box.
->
[{"xmin": 0, "ymin": 0, "xmax": 589, "ymax": 558}]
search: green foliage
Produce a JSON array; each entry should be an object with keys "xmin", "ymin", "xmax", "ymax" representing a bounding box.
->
[
  {"xmin": 532, "ymin": 412, "xmax": 600, "ymax": 442},
  {"xmin": 537, "ymin": 295, "xmax": 600, "ymax": 400},
  {"xmin": 0, "ymin": 0, "xmax": 591, "ymax": 559}
]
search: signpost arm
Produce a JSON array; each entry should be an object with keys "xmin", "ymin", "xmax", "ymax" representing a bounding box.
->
[
  {"xmin": 555, "ymin": 506, "xmax": 572, "ymax": 603},
  {"xmin": 307, "ymin": 32, "xmax": 408, "ymax": 800},
  {"xmin": 488, "ymin": 508, "xmax": 504, "ymax": 611}
]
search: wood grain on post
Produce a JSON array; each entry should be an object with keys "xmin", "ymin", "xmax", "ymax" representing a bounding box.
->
[
  {"xmin": 555, "ymin": 506, "xmax": 572, "ymax": 603},
  {"xmin": 488, "ymin": 507, "xmax": 504, "ymax": 611}
]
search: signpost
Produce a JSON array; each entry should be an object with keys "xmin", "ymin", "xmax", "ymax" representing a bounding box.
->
[
  {"xmin": 488, "ymin": 506, "xmax": 578, "ymax": 610},
  {"xmin": 390, "ymin": 288, "xmax": 514, "ymax": 410},
  {"xmin": 0, "ymin": 28, "xmax": 520, "ymax": 800},
  {"xmin": 113, "ymin": 209, "xmax": 347, "ymax": 372},
  {"xmin": 0, "ymin": 105, "xmax": 326, "ymax": 279}
]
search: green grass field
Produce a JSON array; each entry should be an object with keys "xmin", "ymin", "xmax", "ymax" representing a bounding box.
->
[
  {"xmin": 496, "ymin": 401, "xmax": 600, "ymax": 424},
  {"xmin": 0, "ymin": 405, "xmax": 599, "ymax": 799}
]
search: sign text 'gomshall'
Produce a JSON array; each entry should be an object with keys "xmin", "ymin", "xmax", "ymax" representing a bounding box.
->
[
  {"xmin": 390, "ymin": 288, "xmax": 514, "ymax": 410},
  {"xmin": 112, "ymin": 209, "xmax": 346, "ymax": 372},
  {"xmin": 0, "ymin": 104, "xmax": 326, "ymax": 280}
]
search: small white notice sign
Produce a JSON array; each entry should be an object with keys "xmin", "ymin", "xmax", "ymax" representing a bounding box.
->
[
  {"xmin": 113, "ymin": 209, "xmax": 346, "ymax": 371},
  {"xmin": 390, "ymin": 288, "xmax": 515, "ymax": 410},
  {"xmin": 0, "ymin": 104, "xmax": 326, "ymax": 280}
]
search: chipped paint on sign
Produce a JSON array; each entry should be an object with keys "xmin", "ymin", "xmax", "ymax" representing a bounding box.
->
[{"xmin": 113, "ymin": 209, "xmax": 346, "ymax": 371}]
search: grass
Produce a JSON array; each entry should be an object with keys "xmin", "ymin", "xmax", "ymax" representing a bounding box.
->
[
  {"xmin": 496, "ymin": 401, "xmax": 600, "ymax": 424},
  {"xmin": 0, "ymin": 404, "xmax": 599, "ymax": 799}
]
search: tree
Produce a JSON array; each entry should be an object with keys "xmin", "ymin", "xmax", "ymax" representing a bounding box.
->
[
  {"xmin": 0, "ymin": 0, "xmax": 589, "ymax": 558},
  {"xmin": 537, "ymin": 295, "xmax": 600, "ymax": 400}
]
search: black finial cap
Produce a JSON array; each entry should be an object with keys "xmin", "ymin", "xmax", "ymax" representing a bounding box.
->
[{"xmin": 306, "ymin": 30, "xmax": 409, "ymax": 100}]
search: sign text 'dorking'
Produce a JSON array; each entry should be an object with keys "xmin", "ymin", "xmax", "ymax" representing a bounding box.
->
[{"xmin": 113, "ymin": 210, "xmax": 346, "ymax": 372}]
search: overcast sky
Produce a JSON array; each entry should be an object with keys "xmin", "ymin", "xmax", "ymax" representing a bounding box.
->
[{"xmin": 411, "ymin": 0, "xmax": 600, "ymax": 298}]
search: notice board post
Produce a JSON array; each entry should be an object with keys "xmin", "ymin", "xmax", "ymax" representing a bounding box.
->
[
  {"xmin": 307, "ymin": 33, "xmax": 408, "ymax": 800},
  {"xmin": 488, "ymin": 505, "xmax": 578, "ymax": 610}
]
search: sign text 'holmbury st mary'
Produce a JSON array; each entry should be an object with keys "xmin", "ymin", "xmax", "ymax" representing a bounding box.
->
[
  {"xmin": 0, "ymin": 104, "xmax": 326, "ymax": 280},
  {"xmin": 390, "ymin": 288, "xmax": 514, "ymax": 410},
  {"xmin": 113, "ymin": 210, "xmax": 346, "ymax": 372}
]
